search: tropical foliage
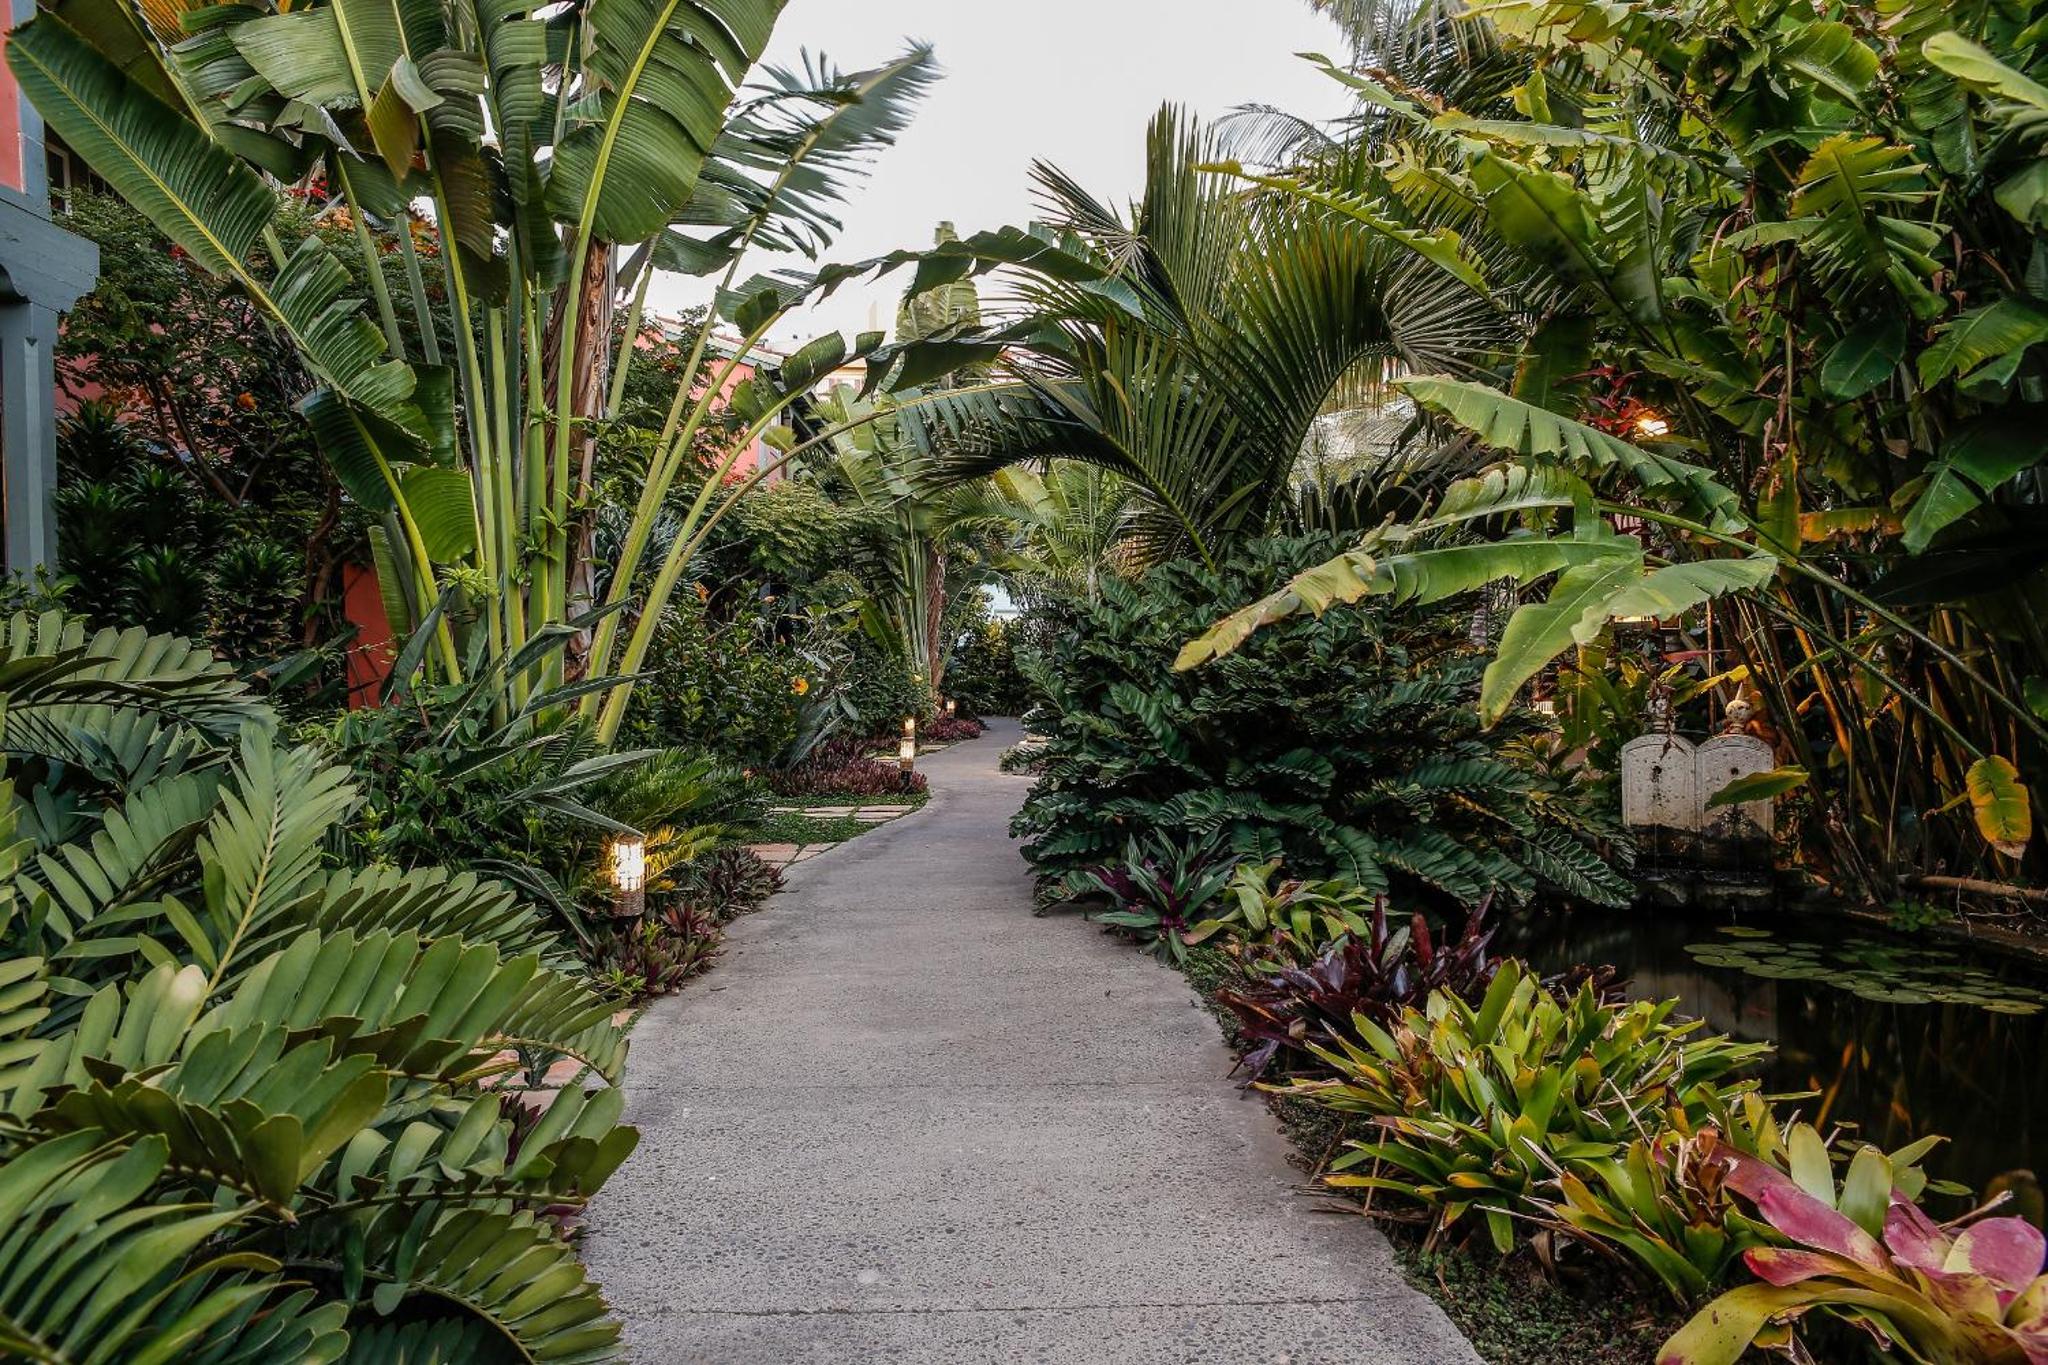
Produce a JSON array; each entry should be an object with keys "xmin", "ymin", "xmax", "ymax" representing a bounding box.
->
[
  {"xmin": 867, "ymin": 109, "xmax": 1512, "ymax": 568},
  {"xmin": 1164, "ymin": 0, "xmax": 2048, "ymax": 900},
  {"xmin": 1014, "ymin": 536, "xmax": 1630, "ymax": 906},
  {"xmin": 1079, "ymin": 833, "xmax": 1236, "ymax": 964},
  {"xmin": 1215, "ymin": 892, "xmax": 1506, "ymax": 1079},
  {"xmin": 1662, "ymin": 1125, "xmax": 2046, "ymax": 1363},
  {"xmin": 1276, "ymin": 961, "xmax": 1767, "ymax": 1253},
  {"xmin": 0, "ymin": 611, "xmax": 637, "ymax": 1357},
  {"xmin": 9, "ymin": 0, "xmax": 950, "ymax": 740},
  {"xmin": 944, "ymin": 606, "xmax": 1036, "ymax": 718},
  {"xmin": 1182, "ymin": 859, "xmax": 1379, "ymax": 971}
]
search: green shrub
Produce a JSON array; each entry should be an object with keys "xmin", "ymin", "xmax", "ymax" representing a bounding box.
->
[
  {"xmin": 54, "ymin": 403, "xmax": 311, "ymax": 664},
  {"xmin": 945, "ymin": 602, "xmax": 1037, "ymax": 716},
  {"xmin": 1015, "ymin": 536, "xmax": 1631, "ymax": 907},
  {"xmin": 307, "ymin": 632, "xmax": 751, "ymax": 949},
  {"xmin": 622, "ymin": 595, "xmax": 808, "ymax": 766},
  {"xmin": 729, "ymin": 478, "xmax": 853, "ymax": 583},
  {"xmin": 842, "ymin": 627, "xmax": 933, "ymax": 734}
]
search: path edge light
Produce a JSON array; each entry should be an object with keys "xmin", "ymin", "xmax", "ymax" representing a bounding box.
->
[
  {"xmin": 899, "ymin": 715, "xmax": 917, "ymax": 790},
  {"xmin": 611, "ymin": 833, "xmax": 647, "ymax": 919}
]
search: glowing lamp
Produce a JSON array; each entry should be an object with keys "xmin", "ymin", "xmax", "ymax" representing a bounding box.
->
[
  {"xmin": 1634, "ymin": 411, "xmax": 1671, "ymax": 439},
  {"xmin": 610, "ymin": 836, "xmax": 647, "ymax": 918},
  {"xmin": 898, "ymin": 734, "xmax": 917, "ymax": 789},
  {"xmin": 944, "ymin": 698, "xmax": 957, "ymax": 718}
]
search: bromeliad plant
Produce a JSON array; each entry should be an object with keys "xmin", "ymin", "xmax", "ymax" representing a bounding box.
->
[
  {"xmin": 0, "ymin": 612, "xmax": 638, "ymax": 1357},
  {"xmin": 1661, "ymin": 1124, "xmax": 2047, "ymax": 1364},
  {"xmin": 1183, "ymin": 860, "xmax": 1379, "ymax": 971},
  {"xmin": 1552, "ymin": 1097, "xmax": 1955, "ymax": 1309},
  {"xmin": 7, "ymin": 0, "xmax": 946, "ymax": 737},
  {"xmin": 1216, "ymin": 893, "xmax": 1503, "ymax": 1080},
  {"xmin": 1079, "ymin": 833, "xmax": 1236, "ymax": 965},
  {"xmin": 1280, "ymin": 960, "xmax": 1769, "ymax": 1252}
]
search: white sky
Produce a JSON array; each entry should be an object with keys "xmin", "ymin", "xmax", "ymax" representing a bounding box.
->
[{"xmin": 649, "ymin": 0, "xmax": 1351, "ymax": 348}]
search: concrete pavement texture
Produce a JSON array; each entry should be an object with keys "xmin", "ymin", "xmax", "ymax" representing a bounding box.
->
[{"xmin": 582, "ymin": 718, "xmax": 1482, "ymax": 1365}]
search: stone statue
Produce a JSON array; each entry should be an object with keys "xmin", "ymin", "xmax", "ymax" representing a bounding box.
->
[{"xmin": 1721, "ymin": 694, "xmax": 1781, "ymax": 754}]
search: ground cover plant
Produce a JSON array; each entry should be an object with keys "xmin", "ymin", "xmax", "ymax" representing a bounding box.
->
[
  {"xmin": 922, "ymin": 714, "xmax": 985, "ymax": 744},
  {"xmin": 1215, "ymin": 891, "xmax": 1502, "ymax": 1079},
  {"xmin": 1078, "ymin": 833, "xmax": 1238, "ymax": 964},
  {"xmin": 1015, "ymin": 535, "xmax": 1630, "ymax": 909},
  {"xmin": 766, "ymin": 732, "xmax": 929, "ymax": 799}
]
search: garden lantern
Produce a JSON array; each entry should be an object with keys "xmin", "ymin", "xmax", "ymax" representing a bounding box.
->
[
  {"xmin": 899, "ymin": 732, "xmax": 917, "ymax": 789},
  {"xmin": 610, "ymin": 835, "xmax": 647, "ymax": 919},
  {"xmin": 944, "ymin": 698, "xmax": 956, "ymax": 718},
  {"xmin": 1634, "ymin": 410, "xmax": 1670, "ymax": 439}
]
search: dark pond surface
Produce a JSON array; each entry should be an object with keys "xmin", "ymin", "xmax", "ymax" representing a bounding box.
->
[{"xmin": 1504, "ymin": 905, "xmax": 2048, "ymax": 1212}]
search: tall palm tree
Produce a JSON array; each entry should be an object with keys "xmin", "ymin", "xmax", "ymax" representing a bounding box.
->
[
  {"xmin": 983, "ymin": 462, "xmax": 1131, "ymax": 603},
  {"xmin": 871, "ymin": 107, "xmax": 1518, "ymax": 569}
]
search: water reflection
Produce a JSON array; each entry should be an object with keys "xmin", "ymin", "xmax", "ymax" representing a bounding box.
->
[{"xmin": 1505, "ymin": 906, "xmax": 2048, "ymax": 1209}]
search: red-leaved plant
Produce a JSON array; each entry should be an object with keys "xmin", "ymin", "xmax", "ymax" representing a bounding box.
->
[{"xmin": 1663, "ymin": 1136, "xmax": 2048, "ymax": 1364}]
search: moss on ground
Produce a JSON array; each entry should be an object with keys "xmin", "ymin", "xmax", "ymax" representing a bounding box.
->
[{"xmin": 1393, "ymin": 1244, "xmax": 1684, "ymax": 1364}]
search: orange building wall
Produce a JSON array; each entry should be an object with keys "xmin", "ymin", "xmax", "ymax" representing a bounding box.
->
[
  {"xmin": 341, "ymin": 561, "xmax": 394, "ymax": 706},
  {"xmin": 0, "ymin": 31, "xmax": 23, "ymax": 194}
]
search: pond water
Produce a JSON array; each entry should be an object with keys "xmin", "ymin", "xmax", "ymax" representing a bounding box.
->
[{"xmin": 1504, "ymin": 906, "xmax": 2048, "ymax": 1215}]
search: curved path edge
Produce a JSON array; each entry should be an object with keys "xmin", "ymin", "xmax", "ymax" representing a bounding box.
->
[{"xmin": 584, "ymin": 718, "xmax": 1482, "ymax": 1365}]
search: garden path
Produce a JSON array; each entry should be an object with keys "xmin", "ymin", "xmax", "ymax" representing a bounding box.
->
[{"xmin": 582, "ymin": 719, "xmax": 1481, "ymax": 1364}]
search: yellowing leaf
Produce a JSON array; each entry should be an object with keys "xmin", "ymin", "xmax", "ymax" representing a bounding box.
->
[{"xmin": 1966, "ymin": 755, "xmax": 2032, "ymax": 859}]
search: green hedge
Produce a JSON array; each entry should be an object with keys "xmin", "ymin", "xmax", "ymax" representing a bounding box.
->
[{"xmin": 1014, "ymin": 537, "xmax": 1631, "ymax": 908}]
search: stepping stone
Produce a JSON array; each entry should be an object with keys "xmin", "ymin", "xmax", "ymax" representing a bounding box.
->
[
  {"xmin": 745, "ymin": 843, "xmax": 799, "ymax": 865},
  {"xmin": 542, "ymin": 1056, "xmax": 587, "ymax": 1086}
]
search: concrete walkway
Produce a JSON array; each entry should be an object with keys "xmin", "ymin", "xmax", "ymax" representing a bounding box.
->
[{"xmin": 584, "ymin": 719, "xmax": 1481, "ymax": 1364}]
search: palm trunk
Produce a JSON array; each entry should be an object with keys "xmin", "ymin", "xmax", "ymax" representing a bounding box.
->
[{"xmin": 924, "ymin": 546, "xmax": 947, "ymax": 697}]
